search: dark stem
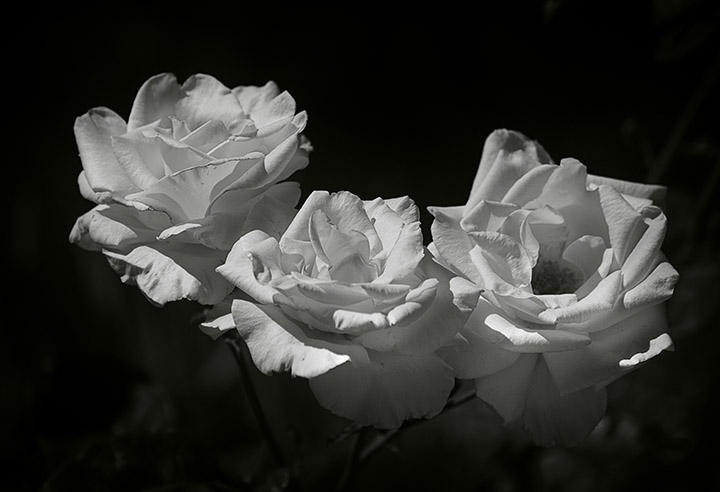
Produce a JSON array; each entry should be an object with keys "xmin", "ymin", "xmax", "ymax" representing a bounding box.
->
[
  {"xmin": 357, "ymin": 388, "xmax": 477, "ymax": 466},
  {"xmin": 224, "ymin": 333, "xmax": 287, "ymax": 469},
  {"xmin": 335, "ymin": 427, "xmax": 366, "ymax": 492}
]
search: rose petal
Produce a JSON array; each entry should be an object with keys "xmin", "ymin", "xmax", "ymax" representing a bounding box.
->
[
  {"xmin": 382, "ymin": 196, "xmax": 420, "ymax": 223},
  {"xmin": 103, "ymin": 243, "xmax": 233, "ymax": 305},
  {"xmin": 587, "ymin": 174, "xmax": 667, "ymax": 207},
  {"xmin": 478, "ymin": 311, "xmax": 591, "ymax": 353},
  {"xmin": 449, "ymin": 276, "xmax": 483, "ymax": 313},
  {"xmin": 521, "ymin": 358, "xmax": 607, "ymax": 446},
  {"xmin": 233, "ymin": 81, "xmax": 281, "ymax": 116},
  {"xmin": 180, "ymin": 120, "xmax": 232, "ymax": 154},
  {"xmin": 249, "ymin": 90, "xmax": 297, "ymax": 131},
  {"xmin": 363, "ymin": 197, "xmax": 408, "ymax": 252},
  {"xmin": 309, "ymin": 209, "xmax": 371, "ymax": 267},
  {"xmin": 127, "ymin": 73, "xmax": 183, "ymax": 131},
  {"xmin": 598, "ymin": 184, "xmax": 648, "ymax": 264},
  {"xmin": 127, "ymin": 156, "xmax": 264, "ymax": 222},
  {"xmin": 309, "ymin": 350, "xmax": 455, "ymax": 428},
  {"xmin": 468, "ymin": 233, "xmax": 533, "ymax": 293},
  {"xmin": 542, "ymin": 271, "xmax": 623, "ymax": 324},
  {"xmin": 620, "ymin": 212, "xmax": 667, "ymax": 290},
  {"xmin": 217, "ymin": 231, "xmax": 286, "ymax": 304},
  {"xmin": 437, "ymin": 325, "xmax": 520, "ymax": 379},
  {"xmin": 374, "ymin": 221, "xmax": 425, "ymax": 283},
  {"xmin": 198, "ymin": 295, "xmax": 238, "ymax": 340},
  {"xmin": 502, "ymin": 164, "xmax": 558, "ymax": 206},
  {"xmin": 74, "ymin": 108, "xmax": 137, "ymax": 196},
  {"xmin": 622, "ymin": 261, "xmax": 679, "ymax": 310},
  {"xmin": 467, "ymin": 129, "xmax": 552, "ymax": 209},
  {"xmin": 429, "ymin": 207, "xmax": 483, "ymax": 284},
  {"xmin": 544, "ymin": 303, "xmax": 672, "ymax": 394},
  {"xmin": 357, "ymin": 260, "xmax": 467, "ymax": 355},
  {"xmin": 175, "ymin": 74, "xmax": 247, "ymax": 133},
  {"xmin": 460, "ymin": 200, "xmax": 518, "ymax": 234},
  {"xmin": 110, "ymin": 131, "xmax": 163, "ymax": 189},
  {"xmin": 561, "ymin": 235, "xmax": 607, "ymax": 281},
  {"xmin": 239, "ymin": 187, "xmax": 299, "ymax": 240},
  {"xmin": 70, "ymin": 204, "xmax": 171, "ymax": 251},
  {"xmin": 475, "ymin": 353, "xmax": 539, "ymax": 423},
  {"xmin": 232, "ymin": 300, "xmax": 364, "ymax": 378},
  {"xmin": 525, "ymin": 159, "xmax": 608, "ymax": 244},
  {"xmin": 475, "ymin": 354, "xmax": 607, "ymax": 446}
]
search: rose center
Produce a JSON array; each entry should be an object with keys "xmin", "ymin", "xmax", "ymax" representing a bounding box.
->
[{"xmin": 531, "ymin": 258, "xmax": 583, "ymax": 295}]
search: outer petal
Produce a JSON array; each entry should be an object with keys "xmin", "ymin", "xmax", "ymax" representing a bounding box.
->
[
  {"xmin": 232, "ymin": 300, "xmax": 362, "ymax": 378},
  {"xmin": 198, "ymin": 295, "xmax": 238, "ymax": 340},
  {"xmin": 475, "ymin": 355, "xmax": 607, "ymax": 446},
  {"xmin": 70, "ymin": 204, "xmax": 171, "ymax": 251},
  {"xmin": 233, "ymin": 81, "xmax": 281, "ymax": 116},
  {"xmin": 521, "ymin": 358, "xmax": 607, "ymax": 447},
  {"xmin": 544, "ymin": 302, "xmax": 673, "ymax": 394},
  {"xmin": 127, "ymin": 73, "xmax": 183, "ymax": 131},
  {"xmin": 309, "ymin": 350, "xmax": 455, "ymax": 428},
  {"xmin": 587, "ymin": 174, "xmax": 667, "ymax": 206},
  {"xmin": 438, "ymin": 326, "xmax": 520, "ymax": 379},
  {"xmin": 74, "ymin": 108, "xmax": 137, "ymax": 197},
  {"xmin": 598, "ymin": 184, "xmax": 648, "ymax": 264},
  {"xmin": 467, "ymin": 129, "xmax": 552, "ymax": 209},
  {"xmin": 175, "ymin": 74, "xmax": 247, "ymax": 132},
  {"xmin": 103, "ymin": 243, "xmax": 233, "ymax": 306},
  {"xmin": 475, "ymin": 353, "xmax": 538, "ymax": 423}
]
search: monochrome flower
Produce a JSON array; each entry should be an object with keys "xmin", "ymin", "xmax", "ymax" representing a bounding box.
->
[
  {"xmin": 210, "ymin": 191, "xmax": 466, "ymax": 428},
  {"xmin": 430, "ymin": 129, "xmax": 679, "ymax": 445},
  {"xmin": 70, "ymin": 73, "xmax": 310, "ymax": 305}
]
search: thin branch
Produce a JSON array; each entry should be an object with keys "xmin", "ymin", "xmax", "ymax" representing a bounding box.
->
[
  {"xmin": 335, "ymin": 427, "xmax": 367, "ymax": 492},
  {"xmin": 224, "ymin": 332, "xmax": 287, "ymax": 469},
  {"xmin": 357, "ymin": 388, "xmax": 477, "ymax": 466}
]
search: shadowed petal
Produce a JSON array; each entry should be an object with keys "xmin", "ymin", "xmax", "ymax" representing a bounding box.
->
[
  {"xmin": 104, "ymin": 243, "xmax": 233, "ymax": 306},
  {"xmin": 545, "ymin": 303, "xmax": 672, "ymax": 394},
  {"xmin": 309, "ymin": 350, "xmax": 455, "ymax": 428}
]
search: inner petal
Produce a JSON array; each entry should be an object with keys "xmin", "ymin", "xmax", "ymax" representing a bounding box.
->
[{"xmin": 309, "ymin": 210, "xmax": 377, "ymax": 282}]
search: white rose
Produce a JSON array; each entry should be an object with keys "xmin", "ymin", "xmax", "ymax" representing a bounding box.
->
[
  {"xmin": 70, "ymin": 73, "xmax": 311, "ymax": 305},
  {"xmin": 208, "ymin": 191, "xmax": 466, "ymax": 428},
  {"xmin": 430, "ymin": 129, "xmax": 679, "ymax": 445}
]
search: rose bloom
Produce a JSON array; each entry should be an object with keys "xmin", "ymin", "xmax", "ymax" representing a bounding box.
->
[
  {"xmin": 70, "ymin": 73, "xmax": 310, "ymax": 305},
  {"xmin": 430, "ymin": 129, "xmax": 679, "ymax": 445},
  {"xmin": 205, "ymin": 191, "xmax": 466, "ymax": 428}
]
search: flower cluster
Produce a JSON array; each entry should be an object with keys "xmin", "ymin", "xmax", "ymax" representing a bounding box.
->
[{"xmin": 70, "ymin": 74, "xmax": 678, "ymax": 445}]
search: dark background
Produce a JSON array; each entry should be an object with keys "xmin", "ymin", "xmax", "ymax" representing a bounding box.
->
[{"xmin": 4, "ymin": 1, "xmax": 719, "ymax": 491}]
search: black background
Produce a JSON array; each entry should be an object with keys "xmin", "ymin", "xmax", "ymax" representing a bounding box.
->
[{"xmin": 4, "ymin": 1, "xmax": 720, "ymax": 491}]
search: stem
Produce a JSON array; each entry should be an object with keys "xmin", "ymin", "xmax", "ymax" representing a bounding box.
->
[
  {"xmin": 357, "ymin": 388, "xmax": 477, "ymax": 466},
  {"xmin": 224, "ymin": 333, "xmax": 287, "ymax": 469},
  {"xmin": 335, "ymin": 428, "xmax": 366, "ymax": 492}
]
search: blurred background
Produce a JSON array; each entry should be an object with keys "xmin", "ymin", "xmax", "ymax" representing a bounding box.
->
[{"xmin": 4, "ymin": 1, "xmax": 719, "ymax": 490}]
